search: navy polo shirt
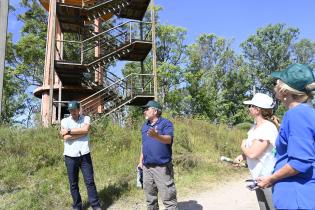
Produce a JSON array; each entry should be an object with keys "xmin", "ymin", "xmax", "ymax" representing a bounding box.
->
[{"xmin": 142, "ymin": 117, "xmax": 174, "ymax": 165}]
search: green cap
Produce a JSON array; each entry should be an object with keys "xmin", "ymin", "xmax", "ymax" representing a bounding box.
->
[
  {"xmin": 271, "ymin": 63, "xmax": 315, "ymax": 92},
  {"xmin": 68, "ymin": 101, "xmax": 80, "ymax": 110},
  {"xmin": 142, "ymin": 100, "xmax": 162, "ymax": 110}
]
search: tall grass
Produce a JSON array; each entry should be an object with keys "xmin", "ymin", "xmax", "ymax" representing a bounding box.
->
[{"xmin": 0, "ymin": 117, "xmax": 247, "ymax": 209}]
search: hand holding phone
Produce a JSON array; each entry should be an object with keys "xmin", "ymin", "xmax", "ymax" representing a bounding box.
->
[{"xmin": 245, "ymin": 179, "xmax": 259, "ymax": 191}]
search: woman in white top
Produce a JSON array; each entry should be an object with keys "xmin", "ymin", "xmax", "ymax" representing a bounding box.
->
[{"xmin": 234, "ymin": 93, "xmax": 279, "ymax": 210}]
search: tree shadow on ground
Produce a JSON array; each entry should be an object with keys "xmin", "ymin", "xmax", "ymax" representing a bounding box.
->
[
  {"xmin": 178, "ymin": 200, "xmax": 203, "ymax": 210},
  {"xmin": 82, "ymin": 181, "xmax": 130, "ymax": 210}
]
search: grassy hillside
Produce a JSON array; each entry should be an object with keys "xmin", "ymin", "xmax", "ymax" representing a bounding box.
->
[{"xmin": 0, "ymin": 117, "xmax": 248, "ymax": 209}]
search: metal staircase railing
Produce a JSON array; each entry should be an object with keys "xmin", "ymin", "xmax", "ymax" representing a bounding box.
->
[
  {"xmin": 56, "ymin": 20, "xmax": 151, "ymax": 64},
  {"xmin": 80, "ymin": 73, "xmax": 154, "ymax": 117},
  {"xmin": 55, "ymin": 20, "xmax": 151, "ymax": 87},
  {"xmin": 83, "ymin": 0, "xmax": 132, "ymax": 21}
]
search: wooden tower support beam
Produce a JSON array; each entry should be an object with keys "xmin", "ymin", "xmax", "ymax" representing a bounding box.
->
[
  {"xmin": 0, "ymin": 0, "xmax": 9, "ymax": 116},
  {"xmin": 42, "ymin": 0, "xmax": 57, "ymax": 126},
  {"xmin": 150, "ymin": 0, "xmax": 158, "ymax": 101}
]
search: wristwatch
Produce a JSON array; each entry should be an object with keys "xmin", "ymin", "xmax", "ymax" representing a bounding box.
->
[{"xmin": 67, "ymin": 128, "xmax": 71, "ymax": 135}]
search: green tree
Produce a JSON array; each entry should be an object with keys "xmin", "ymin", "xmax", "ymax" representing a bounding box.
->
[
  {"xmin": 1, "ymin": 34, "xmax": 27, "ymax": 124},
  {"xmin": 293, "ymin": 38, "xmax": 315, "ymax": 68},
  {"xmin": 157, "ymin": 24, "xmax": 187, "ymax": 105},
  {"xmin": 184, "ymin": 34, "xmax": 252, "ymax": 124},
  {"xmin": 218, "ymin": 57, "xmax": 252, "ymax": 124},
  {"xmin": 15, "ymin": 0, "xmax": 47, "ymax": 86},
  {"xmin": 1, "ymin": 0, "xmax": 47, "ymax": 125},
  {"xmin": 185, "ymin": 34, "xmax": 233, "ymax": 118},
  {"xmin": 240, "ymin": 24, "xmax": 299, "ymax": 94}
]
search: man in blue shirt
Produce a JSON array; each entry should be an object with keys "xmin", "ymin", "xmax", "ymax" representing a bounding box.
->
[{"xmin": 137, "ymin": 100, "xmax": 178, "ymax": 210}]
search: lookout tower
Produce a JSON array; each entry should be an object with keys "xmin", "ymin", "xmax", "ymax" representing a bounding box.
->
[{"xmin": 34, "ymin": 0, "xmax": 156, "ymax": 126}]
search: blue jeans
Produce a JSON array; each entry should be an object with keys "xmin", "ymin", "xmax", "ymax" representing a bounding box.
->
[{"xmin": 64, "ymin": 153, "xmax": 101, "ymax": 210}]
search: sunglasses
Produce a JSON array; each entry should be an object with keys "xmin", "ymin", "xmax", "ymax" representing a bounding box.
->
[
  {"xmin": 143, "ymin": 107, "xmax": 151, "ymax": 111},
  {"xmin": 247, "ymin": 104, "xmax": 257, "ymax": 108}
]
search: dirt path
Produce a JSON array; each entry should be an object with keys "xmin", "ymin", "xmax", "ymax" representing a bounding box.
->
[
  {"xmin": 107, "ymin": 176, "xmax": 259, "ymax": 210},
  {"xmin": 177, "ymin": 178, "xmax": 259, "ymax": 210}
]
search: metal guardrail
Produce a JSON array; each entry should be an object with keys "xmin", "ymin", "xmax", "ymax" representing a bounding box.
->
[
  {"xmin": 55, "ymin": 21, "xmax": 152, "ymax": 64},
  {"xmin": 82, "ymin": 0, "xmax": 125, "ymax": 9},
  {"xmin": 80, "ymin": 73, "xmax": 153, "ymax": 115}
]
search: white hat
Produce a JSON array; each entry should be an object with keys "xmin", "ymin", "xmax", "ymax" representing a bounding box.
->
[{"xmin": 243, "ymin": 93, "xmax": 275, "ymax": 109}]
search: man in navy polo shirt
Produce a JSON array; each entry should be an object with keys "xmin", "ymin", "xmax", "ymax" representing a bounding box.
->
[{"xmin": 137, "ymin": 100, "xmax": 178, "ymax": 210}]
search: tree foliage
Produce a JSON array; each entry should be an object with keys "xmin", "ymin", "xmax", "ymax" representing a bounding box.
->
[
  {"xmin": 241, "ymin": 24, "xmax": 299, "ymax": 94},
  {"xmin": 2, "ymin": 0, "xmax": 46, "ymax": 125},
  {"xmin": 1, "ymin": 34, "xmax": 27, "ymax": 124},
  {"xmin": 15, "ymin": 0, "xmax": 47, "ymax": 86},
  {"xmin": 184, "ymin": 34, "xmax": 251, "ymax": 124},
  {"xmin": 293, "ymin": 38, "xmax": 315, "ymax": 68}
]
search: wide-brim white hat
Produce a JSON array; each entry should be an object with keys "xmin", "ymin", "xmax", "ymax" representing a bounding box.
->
[{"xmin": 243, "ymin": 93, "xmax": 275, "ymax": 109}]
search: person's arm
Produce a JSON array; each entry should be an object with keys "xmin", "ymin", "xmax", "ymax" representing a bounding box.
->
[
  {"xmin": 257, "ymin": 164, "xmax": 299, "ymax": 188},
  {"xmin": 60, "ymin": 125, "xmax": 89, "ymax": 141},
  {"xmin": 138, "ymin": 148, "xmax": 143, "ymax": 169},
  {"xmin": 63, "ymin": 134, "xmax": 87, "ymax": 140},
  {"xmin": 60, "ymin": 116, "xmax": 90, "ymax": 141},
  {"xmin": 147, "ymin": 127, "xmax": 172, "ymax": 144},
  {"xmin": 241, "ymin": 139, "xmax": 269, "ymax": 159},
  {"xmin": 67, "ymin": 121, "xmax": 90, "ymax": 135},
  {"xmin": 147, "ymin": 121, "xmax": 174, "ymax": 144}
]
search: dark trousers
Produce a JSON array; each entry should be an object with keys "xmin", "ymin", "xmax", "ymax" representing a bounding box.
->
[
  {"xmin": 64, "ymin": 153, "xmax": 100, "ymax": 210},
  {"xmin": 255, "ymin": 188, "xmax": 275, "ymax": 210}
]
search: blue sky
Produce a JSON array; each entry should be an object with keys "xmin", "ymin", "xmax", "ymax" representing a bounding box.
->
[
  {"xmin": 8, "ymin": 0, "xmax": 24, "ymax": 43},
  {"xmin": 8, "ymin": 0, "xmax": 315, "ymax": 49},
  {"xmin": 155, "ymin": 0, "xmax": 315, "ymax": 50}
]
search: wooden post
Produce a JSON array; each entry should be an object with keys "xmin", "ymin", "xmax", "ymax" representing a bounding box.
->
[
  {"xmin": 41, "ymin": 0, "xmax": 57, "ymax": 126},
  {"xmin": 56, "ymin": 19, "xmax": 63, "ymax": 122},
  {"xmin": 0, "ymin": 0, "xmax": 9, "ymax": 116},
  {"xmin": 150, "ymin": 0, "xmax": 158, "ymax": 100}
]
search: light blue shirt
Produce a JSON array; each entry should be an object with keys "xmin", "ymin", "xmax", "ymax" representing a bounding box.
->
[
  {"xmin": 273, "ymin": 103, "xmax": 315, "ymax": 209},
  {"xmin": 61, "ymin": 115, "xmax": 90, "ymax": 157}
]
